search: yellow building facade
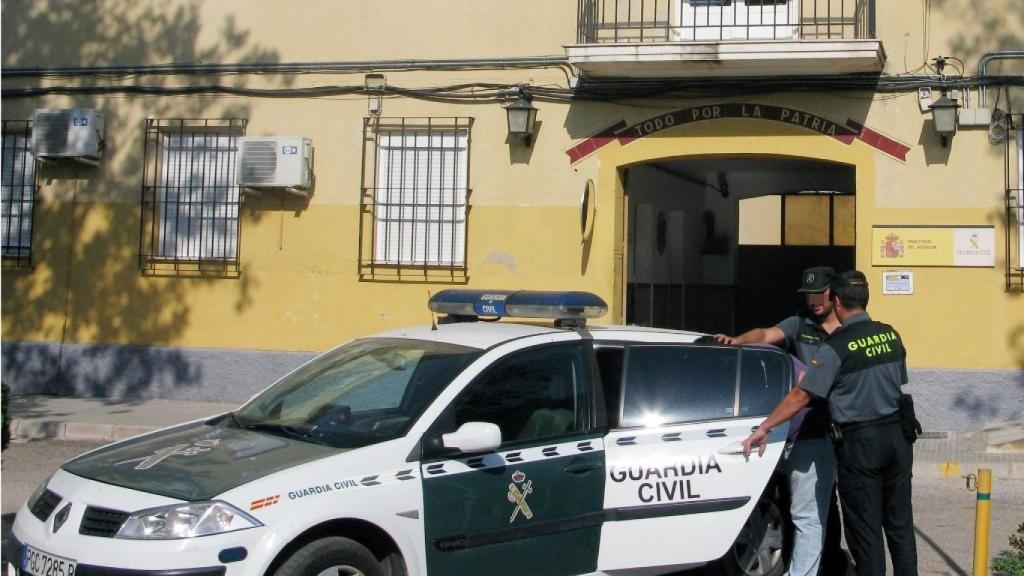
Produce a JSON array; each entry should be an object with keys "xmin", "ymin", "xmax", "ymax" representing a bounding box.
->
[{"xmin": 2, "ymin": 0, "xmax": 1022, "ymax": 430}]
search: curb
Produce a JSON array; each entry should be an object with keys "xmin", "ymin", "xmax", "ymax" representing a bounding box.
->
[
  {"xmin": 912, "ymin": 459, "xmax": 1024, "ymax": 480},
  {"xmin": 12, "ymin": 419, "xmax": 158, "ymax": 443}
]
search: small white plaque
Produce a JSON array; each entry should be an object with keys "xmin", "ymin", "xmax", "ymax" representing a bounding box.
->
[{"xmin": 882, "ymin": 270, "xmax": 914, "ymax": 295}]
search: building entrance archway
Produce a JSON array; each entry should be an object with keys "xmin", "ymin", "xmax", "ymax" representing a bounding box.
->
[{"xmin": 624, "ymin": 155, "xmax": 856, "ymax": 334}]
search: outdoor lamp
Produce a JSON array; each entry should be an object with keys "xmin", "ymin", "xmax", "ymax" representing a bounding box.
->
[
  {"xmin": 929, "ymin": 92, "xmax": 960, "ymax": 147},
  {"xmin": 505, "ymin": 96, "xmax": 538, "ymax": 146}
]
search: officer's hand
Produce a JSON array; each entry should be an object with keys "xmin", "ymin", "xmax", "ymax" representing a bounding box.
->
[
  {"xmin": 742, "ymin": 428, "xmax": 768, "ymax": 459},
  {"xmin": 712, "ymin": 334, "xmax": 737, "ymax": 345}
]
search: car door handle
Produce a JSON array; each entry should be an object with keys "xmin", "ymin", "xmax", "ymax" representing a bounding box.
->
[
  {"xmin": 717, "ymin": 442, "xmax": 747, "ymax": 455},
  {"xmin": 563, "ymin": 460, "xmax": 602, "ymax": 475}
]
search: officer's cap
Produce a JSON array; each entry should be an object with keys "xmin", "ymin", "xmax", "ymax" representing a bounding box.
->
[
  {"xmin": 798, "ymin": 266, "xmax": 836, "ymax": 293},
  {"xmin": 829, "ymin": 270, "xmax": 869, "ymax": 291}
]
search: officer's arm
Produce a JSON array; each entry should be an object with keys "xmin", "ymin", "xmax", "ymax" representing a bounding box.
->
[
  {"xmin": 713, "ymin": 326, "xmax": 786, "ymax": 346},
  {"xmin": 741, "ymin": 386, "xmax": 811, "ymax": 457}
]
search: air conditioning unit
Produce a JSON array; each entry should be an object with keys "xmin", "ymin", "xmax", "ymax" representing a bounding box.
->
[
  {"xmin": 31, "ymin": 108, "xmax": 105, "ymax": 164},
  {"xmin": 236, "ymin": 137, "xmax": 313, "ymax": 194}
]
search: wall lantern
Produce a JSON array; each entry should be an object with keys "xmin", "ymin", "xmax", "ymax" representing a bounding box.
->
[
  {"xmin": 505, "ymin": 96, "xmax": 538, "ymax": 146},
  {"xmin": 929, "ymin": 91, "xmax": 960, "ymax": 147}
]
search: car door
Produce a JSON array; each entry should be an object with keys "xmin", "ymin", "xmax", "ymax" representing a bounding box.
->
[
  {"xmin": 597, "ymin": 343, "xmax": 792, "ymax": 573},
  {"xmin": 420, "ymin": 342, "xmax": 606, "ymax": 576}
]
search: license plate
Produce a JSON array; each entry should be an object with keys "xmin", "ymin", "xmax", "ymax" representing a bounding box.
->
[{"xmin": 20, "ymin": 544, "xmax": 77, "ymax": 576}]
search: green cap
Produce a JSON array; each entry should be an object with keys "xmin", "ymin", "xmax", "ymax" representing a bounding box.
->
[
  {"xmin": 830, "ymin": 270, "xmax": 869, "ymax": 291},
  {"xmin": 798, "ymin": 266, "xmax": 836, "ymax": 293}
]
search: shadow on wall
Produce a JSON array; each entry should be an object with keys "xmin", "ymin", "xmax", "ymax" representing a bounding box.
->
[
  {"xmin": 1, "ymin": 0, "xmax": 287, "ymax": 399},
  {"xmin": 928, "ymin": 0, "xmax": 1024, "ymax": 111},
  {"xmin": 929, "ymin": 0, "xmax": 1024, "ymax": 71}
]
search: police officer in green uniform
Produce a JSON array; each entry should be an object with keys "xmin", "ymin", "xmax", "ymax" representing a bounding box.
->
[
  {"xmin": 715, "ymin": 266, "xmax": 846, "ymax": 576},
  {"xmin": 742, "ymin": 271, "xmax": 918, "ymax": 576}
]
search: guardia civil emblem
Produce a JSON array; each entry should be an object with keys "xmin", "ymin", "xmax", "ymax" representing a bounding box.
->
[
  {"xmin": 507, "ymin": 470, "xmax": 534, "ymax": 523},
  {"xmin": 804, "ymin": 271, "xmax": 815, "ymax": 286}
]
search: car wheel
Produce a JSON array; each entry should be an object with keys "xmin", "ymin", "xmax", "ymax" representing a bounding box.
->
[
  {"xmin": 722, "ymin": 496, "xmax": 786, "ymax": 576},
  {"xmin": 274, "ymin": 536, "xmax": 385, "ymax": 576}
]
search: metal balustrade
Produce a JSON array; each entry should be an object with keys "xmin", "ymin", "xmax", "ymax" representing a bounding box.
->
[{"xmin": 577, "ymin": 0, "xmax": 874, "ymax": 43}]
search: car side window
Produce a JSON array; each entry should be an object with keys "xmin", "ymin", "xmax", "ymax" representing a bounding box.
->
[
  {"xmin": 448, "ymin": 343, "xmax": 591, "ymax": 445},
  {"xmin": 622, "ymin": 345, "xmax": 737, "ymax": 427},
  {"xmin": 738, "ymin": 348, "xmax": 791, "ymax": 417}
]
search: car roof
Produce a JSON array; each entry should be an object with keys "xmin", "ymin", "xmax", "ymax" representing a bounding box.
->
[{"xmin": 365, "ymin": 321, "xmax": 707, "ymax": 350}]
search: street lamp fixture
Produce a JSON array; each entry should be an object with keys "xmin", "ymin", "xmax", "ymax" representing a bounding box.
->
[
  {"xmin": 929, "ymin": 92, "xmax": 959, "ymax": 147},
  {"xmin": 505, "ymin": 96, "xmax": 538, "ymax": 146}
]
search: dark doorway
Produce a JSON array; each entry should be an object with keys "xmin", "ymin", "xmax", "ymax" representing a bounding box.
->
[{"xmin": 625, "ymin": 155, "xmax": 855, "ymax": 335}]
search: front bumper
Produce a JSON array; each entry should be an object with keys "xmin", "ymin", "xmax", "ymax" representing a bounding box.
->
[
  {"xmin": 8, "ymin": 535, "xmax": 226, "ymax": 575},
  {"xmin": 10, "ymin": 469, "xmax": 266, "ymax": 576}
]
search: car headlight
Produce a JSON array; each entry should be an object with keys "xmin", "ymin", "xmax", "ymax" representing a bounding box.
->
[
  {"xmin": 26, "ymin": 473, "xmax": 55, "ymax": 511},
  {"xmin": 116, "ymin": 501, "xmax": 262, "ymax": 540}
]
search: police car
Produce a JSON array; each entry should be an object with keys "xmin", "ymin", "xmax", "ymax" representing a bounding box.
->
[{"xmin": 10, "ymin": 290, "xmax": 794, "ymax": 576}]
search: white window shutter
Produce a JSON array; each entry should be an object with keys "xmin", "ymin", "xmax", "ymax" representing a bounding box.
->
[
  {"xmin": 374, "ymin": 130, "xmax": 467, "ymax": 266},
  {"xmin": 157, "ymin": 133, "xmax": 239, "ymax": 261}
]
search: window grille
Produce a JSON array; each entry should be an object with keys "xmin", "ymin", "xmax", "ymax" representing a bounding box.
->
[
  {"xmin": 139, "ymin": 118, "xmax": 246, "ymax": 277},
  {"xmin": 2, "ymin": 120, "xmax": 37, "ymax": 269},
  {"xmin": 360, "ymin": 117, "xmax": 472, "ymax": 282},
  {"xmin": 577, "ymin": 0, "xmax": 873, "ymax": 43}
]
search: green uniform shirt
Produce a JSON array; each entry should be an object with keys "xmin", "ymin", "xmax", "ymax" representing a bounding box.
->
[
  {"xmin": 775, "ymin": 313, "xmax": 832, "ymax": 438},
  {"xmin": 799, "ymin": 312, "xmax": 909, "ymax": 425}
]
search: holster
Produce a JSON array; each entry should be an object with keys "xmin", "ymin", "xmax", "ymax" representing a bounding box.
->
[{"xmin": 898, "ymin": 393, "xmax": 923, "ymax": 444}]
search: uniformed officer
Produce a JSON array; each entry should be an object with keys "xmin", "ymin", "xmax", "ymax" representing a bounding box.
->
[
  {"xmin": 715, "ymin": 266, "xmax": 846, "ymax": 576},
  {"xmin": 741, "ymin": 270, "xmax": 917, "ymax": 576}
]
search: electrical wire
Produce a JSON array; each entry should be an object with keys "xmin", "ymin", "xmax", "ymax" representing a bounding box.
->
[{"xmin": 3, "ymin": 75, "xmax": 1021, "ymax": 103}]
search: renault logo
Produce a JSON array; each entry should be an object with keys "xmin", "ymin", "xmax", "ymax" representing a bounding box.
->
[{"xmin": 53, "ymin": 503, "xmax": 72, "ymax": 533}]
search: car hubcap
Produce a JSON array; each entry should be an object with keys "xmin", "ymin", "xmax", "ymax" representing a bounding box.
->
[
  {"xmin": 732, "ymin": 499, "xmax": 784, "ymax": 576},
  {"xmin": 315, "ymin": 567, "xmax": 364, "ymax": 576}
]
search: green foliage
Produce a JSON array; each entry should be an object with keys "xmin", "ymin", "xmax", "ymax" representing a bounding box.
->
[{"xmin": 992, "ymin": 523, "xmax": 1024, "ymax": 576}]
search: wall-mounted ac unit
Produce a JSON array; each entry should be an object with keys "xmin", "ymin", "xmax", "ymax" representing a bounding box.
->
[
  {"xmin": 32, "ymin": 108, "xmax": 105, "ymax": 164},
  {"xmin": 236, "ymin": 137, "xmax": 313, "ymax": 193}
]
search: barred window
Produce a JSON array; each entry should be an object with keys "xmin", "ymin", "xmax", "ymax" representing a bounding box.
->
[
  {"xmin": 360, "ymin": 118, "xmax": 472, "ymax": 281},
  {"xmin": 2, "ymin": 120, "xmax": 37, "ymax": 269},
  {"xmin": 140, "ymin": 119, "xmax": 246, "ymax": 276}
]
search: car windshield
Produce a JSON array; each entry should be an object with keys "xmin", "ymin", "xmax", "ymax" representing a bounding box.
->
[{"xmin": 233, "ymin": 338, "xmax": 480, "ymax": 449}]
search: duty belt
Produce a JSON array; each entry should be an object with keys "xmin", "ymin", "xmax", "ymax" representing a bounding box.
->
[{"xmin": 838, "ymin": 412, "xmax": 901, "ymax": 433}]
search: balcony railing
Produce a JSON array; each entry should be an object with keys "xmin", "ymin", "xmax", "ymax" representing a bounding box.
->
[{"xmin": 577, "ymin": 0, "xmax": 874, "ymax": 43}]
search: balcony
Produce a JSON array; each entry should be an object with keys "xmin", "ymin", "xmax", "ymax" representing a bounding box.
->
[{"xmin": 567, "ymin": 0, "xmax": 885, "ymax": 78}]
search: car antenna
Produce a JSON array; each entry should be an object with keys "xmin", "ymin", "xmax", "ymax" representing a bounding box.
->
[{"xmin": 428, "ymin": 290, "xmax": 437, "ymax": 330}]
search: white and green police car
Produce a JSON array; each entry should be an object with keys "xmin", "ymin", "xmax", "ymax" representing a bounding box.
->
[{"xmin": 11, "ymin": 290, "xmax": 794, "ymax": 576}]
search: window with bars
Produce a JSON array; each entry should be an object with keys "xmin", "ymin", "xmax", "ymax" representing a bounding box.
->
[
  {"xmin": 360, "ymin": 118, "xmax": 472, "ymax": 281},
  {"xmin": 2, "ymin": 120, "xmax": 37, "ymax": 269},
  {"xmin": 139, "ymin": 118, "xmax": 246, "ymax": 276}
]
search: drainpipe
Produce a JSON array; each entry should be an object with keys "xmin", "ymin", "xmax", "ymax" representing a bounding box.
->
[{"xmin": 978, "ymin": 50, "xmax": 1024, "ymax": 106}]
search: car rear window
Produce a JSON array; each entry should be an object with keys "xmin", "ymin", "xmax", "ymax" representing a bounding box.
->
[{"xmin": 616, "ymin": 344, "xmax": 790, "ymax": 429}]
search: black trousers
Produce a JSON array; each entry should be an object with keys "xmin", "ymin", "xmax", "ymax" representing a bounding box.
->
[{"xmin": 835, "ymin": 421, "xmax": 918, "ymax": 576}]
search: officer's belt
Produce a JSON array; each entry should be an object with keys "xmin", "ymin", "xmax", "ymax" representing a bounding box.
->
[{"xmin": 838, "ymin": 412, "xmax": 901, "ymax": 433}]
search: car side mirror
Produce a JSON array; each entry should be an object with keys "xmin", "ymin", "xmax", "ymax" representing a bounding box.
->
[{"xmin": 441, "ymin": 422, "xmax": 502, "ymax": 454}]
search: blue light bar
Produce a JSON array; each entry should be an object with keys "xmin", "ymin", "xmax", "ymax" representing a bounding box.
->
[{"xmin": 428, "ymin": 290, "xmax": 608, "ymax": 320}]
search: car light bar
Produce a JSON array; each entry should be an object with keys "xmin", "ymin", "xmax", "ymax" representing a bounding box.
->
[{"xmin": 428, "ymin": 290, "xmax": 608, "ymax": 321}]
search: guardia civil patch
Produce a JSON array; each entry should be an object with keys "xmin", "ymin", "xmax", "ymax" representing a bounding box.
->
[{"xmin": 507, "ymin": 471, "xmax": 534, "ymax": 523}]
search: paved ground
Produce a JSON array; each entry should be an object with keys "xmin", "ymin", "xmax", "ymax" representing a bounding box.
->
[
  {"xmin": 4, "ymin": 396, "xmax": 1023, "ymax": 574},
  {"xmin": 3, "ymin": 438, "xmax": 1023, "ymax": 575}
]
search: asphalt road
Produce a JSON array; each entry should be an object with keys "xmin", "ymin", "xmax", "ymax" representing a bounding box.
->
[{"xmin": 2, "ymin": 440, "xmax": 1022, "ymax": 575}]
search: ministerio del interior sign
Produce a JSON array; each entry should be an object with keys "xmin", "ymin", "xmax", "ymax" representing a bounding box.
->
[{"xmin": 872, "ymin": 226, "xmax": 996, "ymax": 267}]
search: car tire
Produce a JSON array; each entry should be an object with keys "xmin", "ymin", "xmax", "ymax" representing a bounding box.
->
[
  {"xmin": 721, "ymin": 495, "xmax": 786, "ymax": 576},
  {"xmin": 274, "ymin": 536, "xmax": 386, "ymax": 576}
]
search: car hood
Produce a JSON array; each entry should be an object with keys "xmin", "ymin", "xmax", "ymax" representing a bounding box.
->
[{"xmin": 63, "ymin": 420, "xmax": 343, "ymax": 501}]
